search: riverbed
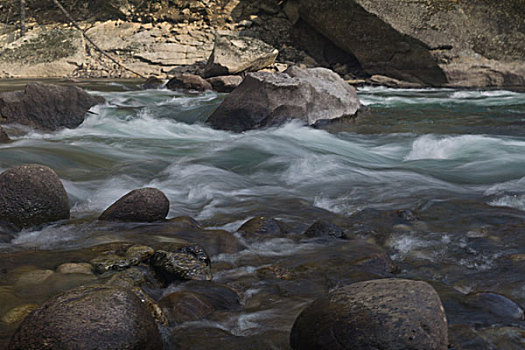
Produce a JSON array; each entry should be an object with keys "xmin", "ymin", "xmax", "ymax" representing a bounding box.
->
[{"xmin": 1, "ymin": 82, "xmax": 524, "ymax": 348}]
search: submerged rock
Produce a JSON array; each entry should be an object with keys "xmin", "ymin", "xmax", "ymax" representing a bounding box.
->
[
  {"xmin": 99, "ymin": 187, "xmax": 169, "ymax": 222},
  {"xmin": 290, "ymin": 278, "xmax": 448, "ymax": 350},
  {"xmin": 464, "ymin": 292, "xmax": 525, "ymax": 321},
  {"xmin": 0, "ymin": 82, "xmax": 104, "ymax": 130},
  {"xmin": 207, "ymin": 75, "xmax": 243, "ymax": 93},
  {"xmin": 303, "ymin": 220, "xmax": 347, "ymax": 239},
  {"xmin": 159, "ymin": 291, "xmax": 215, "ymax": 324},
  {"xmin": 166, "ymin": 73, "xmax": 212, "ymax": 92},
  {"xmin": 238, "ymin": 216, "xmax": 288, "ymax": 237},
  {"xmin": 203, "ymin": 33, "xmax": 279, "ymax": 78},
  {"xmin": 206, "ymin": 66, "xmax": 360, "ymax": 132},
  {"xmin": 0, "ymin": 164, "xmax": 70, "ymax": 229},
  {"xmin": 8, "ymin": 285, "xmax": 162, "ymax": 350}
]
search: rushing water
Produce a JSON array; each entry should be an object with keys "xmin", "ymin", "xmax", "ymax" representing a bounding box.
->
[{"xmin": 1, "ymin": 82, "xmax": 524, "ymax": 348}]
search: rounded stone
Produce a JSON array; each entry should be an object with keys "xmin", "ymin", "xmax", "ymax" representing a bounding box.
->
[
  {"xmin": 99, "ymin": 187, "xmax": 169, "ymax": 222},
  {"xmin": 0, "ymin": 164, "xmax": 70, "ymax": 228},
  {"xmin": 8, "ymin": 285, "xmax": 163, "ymax": 350},
  {"xmin": 290, "ymin": 278, "xmax": 448, "ymax": 350},
  {"xmin": 56, "ymin": 263, "xmax": 93, "ymax": 275},
  {"xmin": 159, "ymin": 291, "xmax": 215, "ymax": 324}
]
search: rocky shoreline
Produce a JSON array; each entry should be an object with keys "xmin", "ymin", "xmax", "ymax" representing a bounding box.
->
[{"xmin": 0, "ymin": 0, "xmax": 523, "ymax": 89}]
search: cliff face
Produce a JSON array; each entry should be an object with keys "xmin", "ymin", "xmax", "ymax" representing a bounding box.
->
[{"xmin": 295, "ymin": 0, "xmax": 524, "ymax": 87}]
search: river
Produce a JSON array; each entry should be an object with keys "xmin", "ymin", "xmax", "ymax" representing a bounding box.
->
[{"xmin": 1, "ymin": 82, "xmax": 524, "ymax": 348}]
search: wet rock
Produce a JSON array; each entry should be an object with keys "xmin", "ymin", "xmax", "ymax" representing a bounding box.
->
[
  {"xmin": 464, "ymin": 292, "xmax": 524, "ymax": 321},
  {"xmin": 142, "ymin": 76, "xmax": 164, "ymax": 89},
  {"xmin": 0, "ymin": 126, "xmax": 10, "ymax": 142},
  {"xmin": 99, "ymin": 187, "xmax": 169, "ymax": 222},
  {"xmin": 0, "ymin": 82, "xmax": 104, "ymax": 131},
  {"xmin": 151, "ymin": 247, "xmax": 212, "ymax": 283},
  {"xmin": 0, "ymin": 164, "xmax": 70, "ymax": 229},
  {"xmin": 303, "ymin": 220, "xmax": 346, "ymax": 239},
  {"xmin": 106, "ymin": 267, "xmax": 151, "ymax": 289},
  {"xmin": 8, "ymin": 285, "xmax": 162, "ymax": 350},
  {"xmin": 0, "ymin": 221, "xmax": 18, "ymax": 243},
  {"xmin": 290, "ymin": 278, "xmax": 448, "ymax": 350},
  {"xmin": 16, "ymin": 269, "xmax": 54, "ymax": 287},
  {"xmin": 90, "ymin": 253, "xmax": 131, "ymax": 274},
  {"xmin": 168, "ymin": 216, "xmax": 202, "ymax": 229},
  {"xmin": 178, "ymin": 281, "xmax": 241, "ymax": 311},
  {"xmin": 1, "ymin": 304, "xmax": 38, "ymax": 325},
  {"xmin": 207, "ymin": 75, "xmax": 243, "ymax": 92},
  {"xmin": 238, "ymin": 216, "xmax": 288, "ymax": 237},
  {"xmin": 166, "ymin": 73, "xmax": 212, "ymax": 92},
  {"xmin": 125, "ymin": 245, "xmax": 155, "ymax": 265},
  {"xmin": 207, "ymin": 66, "xmax": 360, "ymax": 132},
  {"xmin": 170, "ymin": 327, "xmax": 289, "ymax": 350},
  {"xmin": 159, "ymin": 291, "xmax": 215, "ymax": 323},
  {"xmin": 448, "ymin": 324, "xmax": 492, "ymax": 350},
  {"xmin": 203, "ymin": 33, "xmax": 279, "ymax": 78},
  {"xmin": 130, "ymin": 287, "xmax": 168, "ymax": 325},
  {"xmin": 56, "ymin": 263, "xmax": 93, "ymax": 275}
]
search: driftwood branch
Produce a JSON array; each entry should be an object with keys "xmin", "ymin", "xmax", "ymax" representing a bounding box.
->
[{"xmin": 52, "ymin": 0, "xmax": 146, "ymax": 79}]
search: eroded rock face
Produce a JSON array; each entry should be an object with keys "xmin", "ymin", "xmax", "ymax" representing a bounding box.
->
[
  {"xmin": 0, "ymin": 164, "xmax": 70, "ymax": 229},
  {"xmin": 296, "ymin": 0, "xmax": 525, "ymax": 87},
  {"xmin": 206, "ymin": 66, "xmax": 360, "ymax": 132},
  {"xmin": 0, "ymin": 83, "xmax": 104, "ymax": 130},
  {"xmin": 203, "ymin": 33, "xmax": 279, "ymax": 78},
  {"xmin": 290, "ymin": 278, "xmax": 448, "ymax": 350},
  {"xmin": 8, "ymin": 285, "xmax": 162, "ymax": 350},
  {"xmin": 99, "ymin": 187, "xmax": 169, "ymax": 222}
]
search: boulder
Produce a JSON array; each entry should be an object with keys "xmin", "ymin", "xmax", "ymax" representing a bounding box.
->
[
  {"xmin": 8, "ymin": 285, "xmax": 162, "ymax": 350},
  {"xmin": 99, "ymin": 187, "xmax": 169, "ymax": 222},
  {"xmin": 206, "ymin": 66, "xmax": 360, "ymax": 132},
  {"xmin": 0, "ymin": 83, "xmax": 104, "ymax": 131},
  {"xmin": 142, "ymin": 76, "xmax": 164, "ymax": 90},
  {"xmin": 207, "ymin": 75, "xmax": 243, "ymax": 93},
  {"xmin": 203, "ymin": 33, "xmax": 279, "ymax": 78},
  {"xmin": 0, "ymin": 164, "xmax": 70, "ymax": 229},
  {"xmin": 296, "ymin": 0, "xmax": 525, "ymax": 87},
  {"xmin": 166, "ymin": 73, "xmax": 212, "ymax": 92},
  {"xmin": 238, "ymin": 216, "xmax": 288, "ymax": 237},
  {"xmin": 290, "ymin": 278, "xmax": 448, "ymax": 350},
  {"xmin": 0, "ymin": 126, "xmax": 10, "ymax": 142}
]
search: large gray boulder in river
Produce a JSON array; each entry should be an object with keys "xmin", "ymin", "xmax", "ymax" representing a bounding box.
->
[
  {"xmin": 206, "ymin": 66, "xmax": 360, "ymax": 132},
  {"xmin": 0, "ymin": 164, "xmax": 70, "ymax": 229},
  {"xmin": 290, "ymin": 278, "xmax": 448, "ymax": 350},
  {"xmin": 8, "ymin": 285, "xmax": 162, "ymax": 350},
  {"xmin": 99, "ymin": 187, "xmax": 169, "ymax": 222},
  {"xmin": 0, "ymin": 82, "xmax": 104, "ymax": 131}
]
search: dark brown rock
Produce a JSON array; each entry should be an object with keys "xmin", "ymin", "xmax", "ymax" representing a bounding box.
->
[
  {"xmin": 159, "ymin": 291, "xmax": 215, "ymax": 324},
  {"xmin": 0, "ymin": 164, "xmax": 69, "ymax": 229},
  {"xmin": 166, "ymin": 73, "xmax": 212, "ymax": 92},
  {"xmin": 238, "ymin": 216, "xmax": 288, "ymax": 237},
  {"xmin": 0, "ymin": 82, "xmax": 104, "ymax": 131},
  {"xmin": 142, "ymin": 76, "xmax": 164, "ymax": 90},
  {"xmin": 303, "ymin": 220, "xmax": 346, "ymax": 239},
  {"xmin": 99, "ymin": 187, "xmax": 169, "ymax": 222},
  {"xmin": 207, "ymin": 75, "xmax": 243, "ymax": 93},
  {"xmin": 8, "ymin": 285, "xmax": 163, "ymax": 350},
  {"xmin": 290, "ymin": 278, "xmax": 448, "ymax": 350},
  {"xmin": 151, "ymin": 247, "xmax": 212, "ymax": 283},
  {"xmin": 0, "ymin": 126, "xmax": 10, "ymax": 142},
  {"xmin": 206, "ymin": 66, "xmax": 360, "ymax": 132}
]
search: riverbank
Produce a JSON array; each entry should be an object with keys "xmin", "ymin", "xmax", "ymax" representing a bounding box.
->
[{"xmin": 1, "ymin": 0, "xmax": 523, "ymax": 88}]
